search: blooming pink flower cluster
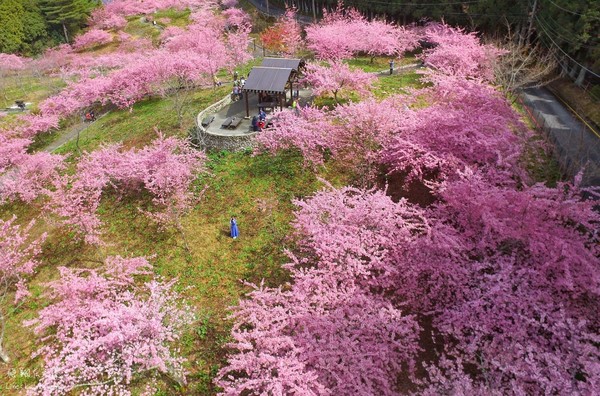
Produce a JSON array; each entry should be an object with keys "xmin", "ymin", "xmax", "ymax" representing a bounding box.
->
[
  {"xmin": 47, "ymin": 135, "xmax": 206, "ymax": 244},
  {"xmin": 217, "ymin": 186, "xmax": 428, "ymax": 395},
  {"xmin": 27, "ymin": 256, "xmax": 194, "ymax": 396},
  {"xmin": 72, "ymin": 29, "xmax": 114, "ymax": 51},
  {"xmin": 224, "ymin": 6, "xmax": 600, "ymax": 394},
  {"xmin": 305, "ymin": 3, "xmax": 419, "ymax": 61},
  {"xmin": 418, "ymin": 22, "xmax": 506, "ymax": 81}
]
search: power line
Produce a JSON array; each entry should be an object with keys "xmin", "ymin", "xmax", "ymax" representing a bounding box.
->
[
  {"xmin": 344, "ymin": 0, "xmax": 485, "ymax": 7},
  {"xmin": 543, "ymin": 0, "xmax": 593, "ymax": 18},
  {"xmin": 534, "ymin": 15, "xmax": 600, "ymax": 78},
  {"xmin": 536, "ymin": 15, "xmax": 600, "ymax": 49}
]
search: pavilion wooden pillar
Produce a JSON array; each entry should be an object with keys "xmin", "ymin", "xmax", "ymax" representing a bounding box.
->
[
  {"xmin": 279, "ymin": 92, "xmax": 284, "ymax": 110},
  {"xmin": 245, "ymin": 89, "xmax": 249, "ymax": 117}
]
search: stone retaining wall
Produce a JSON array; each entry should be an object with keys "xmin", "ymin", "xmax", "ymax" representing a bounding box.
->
[
  {"xmin": 190, "ymin": 126, "xmax": 257, "ymax": 152},
  {"xmin": 192, "ymin": 94, "xmax": 259, "ymax": 152}
]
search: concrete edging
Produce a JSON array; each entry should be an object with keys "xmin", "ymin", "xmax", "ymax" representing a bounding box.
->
[{"xmin": 192, "ymin": 94, "xmax": 259, "ymax": 152}]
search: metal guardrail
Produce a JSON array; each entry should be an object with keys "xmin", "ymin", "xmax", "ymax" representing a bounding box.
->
[{"xmin": 545, "ymin": 86, "xmax": 600, "ymax": 139}]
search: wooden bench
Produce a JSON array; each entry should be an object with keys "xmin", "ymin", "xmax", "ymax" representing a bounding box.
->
[
  {"xmin": 201, "ymin": 115, "xmax": 215, "ymax": 127},
  {"xmin": 221, "ymin": 116, "xmax": 243, "ymax": 129},
  {"xmin": 229, "ymin": 117, "xmax": 243, "ymax": 129},
  {"xmin": 221, "ymin": 117, "xmax": 233, "ymax": 128}
]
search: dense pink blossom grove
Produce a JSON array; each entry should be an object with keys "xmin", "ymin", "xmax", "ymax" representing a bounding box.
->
[
  {"xmin": 0, "ymin": 53, "xmax": 29, "ymax": 72},
  {"xmin": 47, "ymin": 136, "xmax": 206, "ymax": 244},
  {"xmin": 303, "ymin": 61, "xmax": 375, "ymax": 103},
  {"xmin": 0, "ymin": 216, "xmax": 46, "ymax": 362},
  {"xmin": 0, "ymin": 133, "xmax": 66, "ymax": 204},
  {"xmin": 383, "ymin": 73, "xmax": 527, "ymax": 188},
  {"xmin": 305, "ymin": 3, "xmax": 418, "ymax": 61},
  {"xmin": 219, "ymin": 175, "xmax": 600, "ymax": 393},
  {"xmin": 72, "ymin": 29, "xmax": 114, "ymax": 51},
  {"xmin": 419, "ymin": 22, "xmax": 505, "ymax": 81},
  {"xmin": 406, "ymin": 175, "xmax": 600, "ymax": 394},
  {"xmin": 21, "ymin": 3, "xmax": 251, "ymax": 138},
  {"xmin": 27, "ymin": 256, "xmax": 194, "ymax": 395},
  {"xmin": 217, "ymin": 186, "xmax": 427, "ymax": 395},
  {"xmin": 93, "ymin": 0, "xmax": 217, "ymax": 22}
]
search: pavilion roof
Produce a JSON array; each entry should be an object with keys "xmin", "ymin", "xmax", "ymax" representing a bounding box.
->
[
  {"xmin": 242, "ymin": 67, "xmax": 293, "ymax": 94},
  {"xmin": 261, "ymin": 57, "xmax": 303, "ymax": 71}
]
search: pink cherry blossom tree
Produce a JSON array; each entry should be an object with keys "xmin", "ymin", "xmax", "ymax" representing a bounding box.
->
[
  {"xmin": 27, "ymin": 256, "xmax": 194, "ymax": 395},
  {"xmin": 419, "ymin": 22, "xmax": 505, "ymax": 81},
  {"xmin": 48, "ymin": 135, "xmax": 206, "ymax": 245},
  {"xmin": 217, "ymin": 186, "xmax": 428, "ymax": 395},
  {"xmin": 0, "ymin": 132, "xmax": 66, "ymax": 205},
  {"xmin": 305, "ymin": 3, "xmax": 365, "ymax": 60},
  {"xmin": 303, "ymin": 61, "xmax": 375, "ymax": 103},
  {"xmin": 0, "ymin": 216, "xmax": 46, "ymax": 363},
  {"xmin": 403, "ymin": 174, "xmax": 600, "ymax": 394},
  {"xmin": 254, "ymin": 105, "xmax": 332, "ymax": 167},
  {"xmin": 382, "ymin": 73, "xmax": 527, "ymax": 190},
  {"xmin": 305, "ymin": 3, "xmax": 418, "ymax": 62},
  {"xmin": 72, "ymin": 29, "xmax": 114, "ymax": 51}
]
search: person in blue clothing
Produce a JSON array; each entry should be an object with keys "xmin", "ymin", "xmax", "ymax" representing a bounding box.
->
[{"xmin": 230, "ymin": 217, "xmax": 239, "ymax": 239}]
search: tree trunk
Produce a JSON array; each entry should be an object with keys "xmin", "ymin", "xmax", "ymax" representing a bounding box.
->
[
  {"xmin": 575, "ymin": 66, "xmax": 586, "ymax": 87},
  {"xmin": 62, "ymin": 22, "xmax": 70, "ymax": 44},
  {"xmin": 568, "ymin": 63, "xmax": 579, "ymax": 79},
  {"xmin": 0, "ymin": 312, "xmax": 9, "ymax": 363},
  {"xmin": 525, "ymin": 0, "xmax": 538, "ymax": 45},
  {"xmin": 0, "ymin": 344, "xmax": 8, "ymax": 363}
]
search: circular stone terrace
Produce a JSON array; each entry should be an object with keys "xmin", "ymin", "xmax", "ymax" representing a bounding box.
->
[{"xmin": 193, "ymin": 58, "xmax": 312, "ymax": 150}]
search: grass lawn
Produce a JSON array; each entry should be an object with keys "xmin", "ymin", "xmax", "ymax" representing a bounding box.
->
[
  {"xmin": 0, "ymin": 74, "xmax": 65, "ymax": 110},
  {"xmin": 54, "ymin": 85, "xmax": 231, "ymax": 156},
  {"xmin": 0, "ymin": 148, "xmax": 325, "ymax": 394}
]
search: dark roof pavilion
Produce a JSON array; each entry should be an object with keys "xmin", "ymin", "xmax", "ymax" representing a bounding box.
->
[{"xmin": 243, "ymin": 67, "xmax": 294, "ymax": 94}]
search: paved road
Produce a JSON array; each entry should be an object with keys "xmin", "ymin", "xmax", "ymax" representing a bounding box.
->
[{"xmin": 521, "ymin": 87, "xmax": 600, "ymax": 188}]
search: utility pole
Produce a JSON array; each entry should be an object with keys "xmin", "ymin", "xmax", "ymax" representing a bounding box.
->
[
  {"xmin": 266, "ymin": 0, "xmax": 269, "ymax": 15},
  {"xmin": 312, "ymin": 0, "xmax": 316, "ymax": 21},
  {"xmin": 526, "ymin": 0, "xmax": 538, "ymax": 45}
]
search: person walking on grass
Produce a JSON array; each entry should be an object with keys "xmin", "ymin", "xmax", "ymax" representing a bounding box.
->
[{"xmin": 230, "ymin": 217, "xmax": 239, "ymax": 239}]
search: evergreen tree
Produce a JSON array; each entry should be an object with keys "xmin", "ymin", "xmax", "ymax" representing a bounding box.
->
[
  {"xmin": 39, "ymin": 0, "xmax": 98, "ymax": 43},
  {"xmin": 0, "ymin": 0, "xmax": 26, "ymax": 53},
  {"xmin": 20, "ymin": 0, "xmax": 49, "ymax": 55}
]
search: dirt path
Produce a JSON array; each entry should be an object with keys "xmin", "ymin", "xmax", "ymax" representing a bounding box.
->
[{"xmin": 44, "ymin": 112, "xmax": 109, "ymax": 153}]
